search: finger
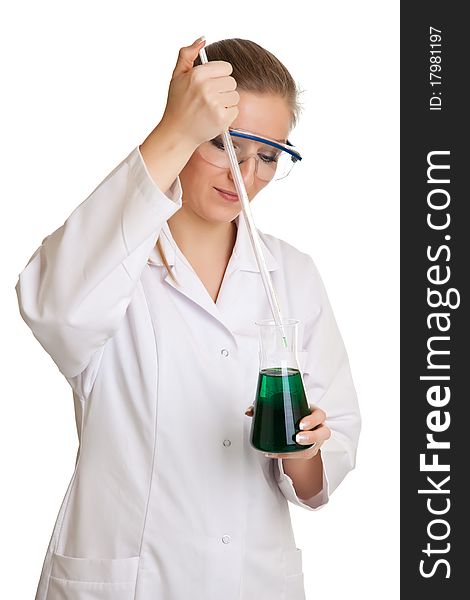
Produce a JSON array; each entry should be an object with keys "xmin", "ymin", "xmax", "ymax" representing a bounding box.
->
[
  {"xmin": 202, "ymin": 80, "xmax": 239, "ymax": 106},
  {"xmin": 172, "ymin": 36, "xmax": 206, "ymax": 78},
  {"xmin": 245, "ymin": 405, "xmax": 254, "ymax": 416},
  {"xmin": 296, "ymin": 423, "xmax": 331, "ymax": 445},
  {"xmin": 299, "ymin": 408, "xmax": 327, "ymax": 431},
  {"xmin": 192, "ymin": 61, "xmax": 234, "ymax": 80},
  {"xmin": 204, "ymin": 74, "xmax": 237, "ymax": 94},
  {"xmin": 220, "ymin": 90, "xmax": 240, "ymax": 109}
]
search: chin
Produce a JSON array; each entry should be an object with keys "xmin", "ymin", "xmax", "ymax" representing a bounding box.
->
[
  {"xmin": 208, "ymin": 210, "xmax": 238, "ymax": 224},
  {"xmin": 193, "ymin": 199, "xmax": 240, "ymax": 223}
]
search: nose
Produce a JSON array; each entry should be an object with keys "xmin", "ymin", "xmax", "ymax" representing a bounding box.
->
[{"xmin": 228, "ymin": 155, "xmax": 256, "ymax": 188}]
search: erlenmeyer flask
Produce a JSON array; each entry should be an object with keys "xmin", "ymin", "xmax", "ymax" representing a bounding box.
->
[{"xmin": 250, "ymin": 318, "xmax": 314, "ymax": 454}]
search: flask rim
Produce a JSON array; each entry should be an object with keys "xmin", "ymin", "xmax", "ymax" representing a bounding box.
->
[{"xmin": 254, "ymin": 318, "xmax": 300, "ymax": 327}]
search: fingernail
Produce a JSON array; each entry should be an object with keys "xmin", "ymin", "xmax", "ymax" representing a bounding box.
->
[
  {"xmin": 299, "ymin": 421, "xmax": 309, "ymax": 430},
  {"xmin": 195, "ymin": 36, "xmax": 205, "ymax": 44},
  {"xmin": 296, "ymin": 433, "xmax": 308, "ymax": 443}
]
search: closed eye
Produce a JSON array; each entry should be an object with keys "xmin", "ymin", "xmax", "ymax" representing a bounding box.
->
[
  {"xmin": 210, "ymin": 136, "xmax": 225, "ymax": 150},
  {"xmin": 259, "ymin": 153, "xmax": 279, "ymax": 164},
  {"xmin": 209, "ymin": 136, "xmax": 280, "ymax": 163}
]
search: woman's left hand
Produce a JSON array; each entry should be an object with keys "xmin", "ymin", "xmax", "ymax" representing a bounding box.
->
[{"xmin": 244, "ymin": 404, "xmax": 331, "ymax": 460}]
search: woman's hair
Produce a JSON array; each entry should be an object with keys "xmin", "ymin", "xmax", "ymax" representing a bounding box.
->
[{"xmin": 156, "ymin": 38, "xmax": 303, "ymax": 283}]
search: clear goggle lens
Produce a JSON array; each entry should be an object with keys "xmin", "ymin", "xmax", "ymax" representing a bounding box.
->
[{"xmin": 197, "ymin": 131, "xmax": 300, "ymax": 182}]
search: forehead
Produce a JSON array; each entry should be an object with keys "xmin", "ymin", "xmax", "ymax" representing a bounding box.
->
[{"xmin": 231, "ymin": 91, "xmax": 292, "ymax": 143}]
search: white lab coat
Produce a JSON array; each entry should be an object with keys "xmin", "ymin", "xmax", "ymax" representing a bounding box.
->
[{"xmin": 15, "ymin": 144, "xmax": 361, "ymax": 600}]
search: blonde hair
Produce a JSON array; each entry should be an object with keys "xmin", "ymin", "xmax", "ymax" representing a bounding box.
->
[{"xmin": 157, "ymin": 38, "xmax": 303, "ymax": 283}]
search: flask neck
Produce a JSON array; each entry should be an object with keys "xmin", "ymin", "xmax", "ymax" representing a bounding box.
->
[{"xmin": 256, "ymin": 319, "xmax": 300, "ymax": 372}]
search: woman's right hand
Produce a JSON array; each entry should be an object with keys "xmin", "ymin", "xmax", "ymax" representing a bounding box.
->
[{"xmin": 159, "ymin": 37, "xmax": 240, "ymax": 148}]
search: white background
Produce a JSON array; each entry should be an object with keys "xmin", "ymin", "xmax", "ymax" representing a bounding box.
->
[{"xmin": 2, "ymin": 1, "xmax": 399, "ymax": 598}]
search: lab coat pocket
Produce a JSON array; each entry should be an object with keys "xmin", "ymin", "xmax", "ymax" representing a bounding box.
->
[
  {"xmin": 46, "ymin": 552, "xmax": 139, "ymax": 599},
  {"xmin": 283, "ymin": 547, "xmax": 306, "ymax": 600}
]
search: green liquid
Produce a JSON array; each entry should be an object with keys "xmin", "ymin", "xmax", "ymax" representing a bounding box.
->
[{"xmin": 250, "ymin": 367, "xmax": 313, "ymax": 453}]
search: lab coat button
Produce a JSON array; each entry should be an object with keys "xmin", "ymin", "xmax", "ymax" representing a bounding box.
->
[
  {"xmin": 223, "ymin": 439, "xmax": 231, "ymax": 447},
  {"xmin": 221, "ymin": 348, "xmax": 229, "ymax": 357},
  {"xmin": 222, "ymin": 535, "xmax": 231, "ymax": 544}
]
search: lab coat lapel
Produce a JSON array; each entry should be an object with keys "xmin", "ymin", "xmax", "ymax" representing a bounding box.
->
[{"xmin": 146, "ymin": 212, "xmax": 279, "ymax": 336}]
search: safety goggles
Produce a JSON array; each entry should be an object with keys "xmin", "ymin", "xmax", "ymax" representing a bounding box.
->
[{"xmin": 196, "ymin": 128, "xmax": 302, "ymax": 182}]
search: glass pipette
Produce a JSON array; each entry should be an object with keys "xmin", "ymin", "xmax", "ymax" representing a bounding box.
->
[{"xmin": 199, "ymin": 42, "xmax": 288, "ymax": 349}]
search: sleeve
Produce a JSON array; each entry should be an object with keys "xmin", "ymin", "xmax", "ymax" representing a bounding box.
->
[
  {"xmin": 14, "ymin": 145, "xmax": 183, "ymax": 383},
  {"xmin": 273, "ymin": 254, "xmax": 362, "ymax": 511}
]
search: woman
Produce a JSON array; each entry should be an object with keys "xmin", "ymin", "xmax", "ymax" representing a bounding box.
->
[{"xmin": 15, "ymin": 36, "xmax": 361, "ymax": 600}]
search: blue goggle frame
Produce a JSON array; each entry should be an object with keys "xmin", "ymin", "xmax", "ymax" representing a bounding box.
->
[{"xmin": 227, "ymin": 128, "xmax": 302, "ymax": 163}]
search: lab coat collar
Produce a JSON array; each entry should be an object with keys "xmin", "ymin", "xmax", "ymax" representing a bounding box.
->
[
  {"xmin": 146, "ymin": 210, "xmax": 278, "ymax": 339},
  {"xmin": 146, "ymin": 211, "xmax": 279, "ymax": 273}
]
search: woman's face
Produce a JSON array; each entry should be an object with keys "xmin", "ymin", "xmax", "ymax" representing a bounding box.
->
[{"xmin": 178, "ymin": 91, "xmax": 292, "ymax": 224}]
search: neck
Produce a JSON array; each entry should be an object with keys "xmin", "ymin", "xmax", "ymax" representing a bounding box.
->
[{"xmin": 167, "ymin": 206, "xmax": 238, "ymax": 263}]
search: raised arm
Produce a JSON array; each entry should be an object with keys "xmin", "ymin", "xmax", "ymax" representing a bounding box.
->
[
  {"xmin": 14, "ymin": 36, "xmax": 239, "ymax": 384},
  {"xmin": 14, "ymin": 137, "xmax": 191, "ymax": 381}
]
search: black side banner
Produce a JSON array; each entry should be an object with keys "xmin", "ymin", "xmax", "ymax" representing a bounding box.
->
[{"xmin": 401, "ymin": 3, "xmax": 468, "ymax": 597}]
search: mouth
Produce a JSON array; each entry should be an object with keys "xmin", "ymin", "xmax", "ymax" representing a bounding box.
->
[{"xmin": 214, "ymin": 187, "xmax": 239, "ymax": 202}]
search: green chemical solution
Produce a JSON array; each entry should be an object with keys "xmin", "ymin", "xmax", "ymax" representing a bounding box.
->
[{"xmin": 250, "ymin": 367, "xmax": 313, "ymax": 453}]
